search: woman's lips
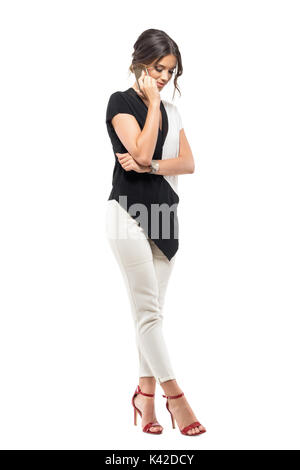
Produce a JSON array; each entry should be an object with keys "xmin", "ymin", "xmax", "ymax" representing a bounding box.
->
[{"xmin": 157, "ymin": 82, "xmax": 164, "ymax": 88}]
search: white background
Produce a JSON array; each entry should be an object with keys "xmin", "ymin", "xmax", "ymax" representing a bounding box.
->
[{"xmin": 0, "ymin": 0, "xmax": 299, "ymax": 450}]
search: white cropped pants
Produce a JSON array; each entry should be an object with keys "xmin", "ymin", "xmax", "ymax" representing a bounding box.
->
[{"xmin": 105, "ymin": 199, "xmax": 176, "ymax": 384}]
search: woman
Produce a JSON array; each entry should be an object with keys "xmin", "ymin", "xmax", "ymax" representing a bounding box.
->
[{"xmin": 105, "ymin": 29, "xmax": 206, "ymax": 437}]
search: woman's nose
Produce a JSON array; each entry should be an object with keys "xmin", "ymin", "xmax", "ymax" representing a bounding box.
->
[{"xmin": 161, "ymin": 71, "xmax": 169, "ymax": 81}]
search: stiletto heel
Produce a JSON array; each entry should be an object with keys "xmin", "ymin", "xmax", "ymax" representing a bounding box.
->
[
  {"xmin": 170, "ymin": 411, "xmax": 175, "ymax": 429},
  {"xmin": 162, "ymin": 392, "xmax": 206, "ymax": 436},
  {"xmin": 132, "ymin": 385, "xmax": 163, "ymax": 434},
  {"xmin": 134, "ymin": 406, "xmax": 137, "ymax": 425}
]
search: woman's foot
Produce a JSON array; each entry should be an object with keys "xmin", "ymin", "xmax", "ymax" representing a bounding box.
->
[
  {"xmin": 161, "ymin": 381, "xmax": 206, "ymax": 435},
  {"xmin": 133, "ymin": 393, "xmax": 163, "ymax": 433},
  {"xmin": 166, "ymin": 394, "xmax": 206, "ymax": 435}
]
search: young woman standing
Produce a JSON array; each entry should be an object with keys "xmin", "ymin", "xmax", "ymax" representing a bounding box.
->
[{"xmin": 105, "ymin": 29, "xmax": 206, "ymax": 437}]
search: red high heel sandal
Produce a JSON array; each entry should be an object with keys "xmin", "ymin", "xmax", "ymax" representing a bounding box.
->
[
  {"xmin": 162, "ymin": 391, "xmax": 206, "ymax": 436},
  {"xmin": 132, "ymin": 385, "xmax": 163, "ymax": 434}
]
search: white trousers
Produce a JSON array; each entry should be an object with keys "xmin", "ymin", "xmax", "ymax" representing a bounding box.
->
[{"xmin": 105, "ymin": 199, "xmax": 176, "ymax": 384}]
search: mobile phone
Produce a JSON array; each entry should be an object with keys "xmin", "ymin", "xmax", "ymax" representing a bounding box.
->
[{"xmin": 132, "ymin": 64, "xmax": 149, "ymax": 92}]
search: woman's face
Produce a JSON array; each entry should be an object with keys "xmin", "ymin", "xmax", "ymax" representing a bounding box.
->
[{"xmin": 142, "ymin": 54, "xmax": 177, "ymax": 91}]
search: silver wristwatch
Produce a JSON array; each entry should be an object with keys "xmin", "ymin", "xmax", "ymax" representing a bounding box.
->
[{"xmin": 149, "ymin": 160, "xmax": 160, "ymax": 174}]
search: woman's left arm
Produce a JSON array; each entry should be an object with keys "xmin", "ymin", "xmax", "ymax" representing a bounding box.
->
[
  {"xmin": 148, "ymin": 128, "xmax": 195, "ymax": 175},
  {"xmin": 153, "ymin": 128, "xmax": 195, "ymax": 175},
  {"xmin": 117, "ymin": 129, "xmax": 195, "ymax": 175}
]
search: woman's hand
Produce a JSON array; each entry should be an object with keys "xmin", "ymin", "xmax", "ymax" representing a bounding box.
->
[
  {"xmin": 136, "ymin": 69, "xmax": 160, "ymax": 106},
  {"xmin": 116, "ymin": 152, "xmax": 150, "ymax": 173}
]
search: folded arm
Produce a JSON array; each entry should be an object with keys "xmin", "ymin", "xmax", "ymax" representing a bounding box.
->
[
  {"xmin": 117, "ymin": 128, "xmax": 195, "ymax": 175},
  {"xmin": 111, "ymin": 101, "xmax": 161, "ymax": 167},
  {"xmin": 146, "ymin": 127, "xmax": 195, "ymax": 175}
]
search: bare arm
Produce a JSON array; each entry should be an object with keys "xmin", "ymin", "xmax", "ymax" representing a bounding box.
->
[
  {"xmin": 139, "ymin": 128, "xmax": 195, "ymax": 175},
  {"xmin": 111, "ymin": 101, "xmax": 161, "ymax": 167},
  {"xmin": 136, "ymin": 101, "xmax": 161, "ymax": 165}
]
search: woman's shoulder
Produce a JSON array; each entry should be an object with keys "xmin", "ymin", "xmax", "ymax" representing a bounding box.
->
[
  {"xmin": 162, "ymin": 99, "xmax": 180, "ymax": 114},
  {"xmin": 162, "ymin": 99, "xmax": 182, "ymax": 120},
  {"xmin": 107, "ymin": 89, "xmax": 135, "ymax": 108},
  {"xmin": 106, "ymin": 90, "xmax": 134, "ymax": 124},
  {"xmin": 107, "ymin": 89, "xmax": 125, "ymax": 100},
  {"xmin": 162, "ymin": 99, "xmax": 183, "ymax": 131},
  {"xmin": 109, "ymin": 87, "xmax": 135, "ymax": 97},
  {"xmin": 106, "ymin": 89, "xmax": 131, "ymax": 109}
]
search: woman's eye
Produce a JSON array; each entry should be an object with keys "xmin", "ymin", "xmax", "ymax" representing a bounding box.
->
[{"xmin": 155, "ymin": 67, "xmax": 175, "ymax": 74}]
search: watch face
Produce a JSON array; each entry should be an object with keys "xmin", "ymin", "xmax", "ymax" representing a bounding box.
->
[{"xmin": 151, "ymin": 161, "xmax": 159, "ymax": 173}]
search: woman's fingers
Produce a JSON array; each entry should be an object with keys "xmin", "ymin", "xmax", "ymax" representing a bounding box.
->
[
  {"xmin": 116, "ymin": 152, "xmax": 130, "ymax": 160},
  {"xmin": 138, "ymin": 69, "xmax": 145, "ymax": 88},
  {"xmin": 116, "ymin": 155, "xmax": 130, "ymax": 164},
  {"xmin": 137, "ymin": 70, "xmax": 148, "ymax": 98},
  {"xmin": 116, "ymin": 152, "xmax": 134, "ymax": 171}
]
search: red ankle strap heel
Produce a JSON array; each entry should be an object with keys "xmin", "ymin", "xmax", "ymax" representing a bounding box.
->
[
  {"xmin": 132, "ymin": 385, "xmax": 163, "ymax": 434},
  {"xmin": 162, "ymin": 391, "xmax": 206, "ymax": 436}
]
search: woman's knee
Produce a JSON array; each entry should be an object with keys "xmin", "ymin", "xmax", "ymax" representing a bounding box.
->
[{"xmin": 136, "ymin": 311, "xmax": 162, "ymax": 336}]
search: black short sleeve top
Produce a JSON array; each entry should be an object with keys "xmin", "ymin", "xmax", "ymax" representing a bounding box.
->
[{"xmin": 105, "ymin": 87, "xmax": 181, "ymax": 261}]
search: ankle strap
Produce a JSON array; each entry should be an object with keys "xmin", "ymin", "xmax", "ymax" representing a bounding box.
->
[
  {"xmin": 136, "ymin": 385, "xmax": 155, "ymax": 397},
  {"xmin": 162, "ymin": 392, "xmax": 184, "ymax": 399}
]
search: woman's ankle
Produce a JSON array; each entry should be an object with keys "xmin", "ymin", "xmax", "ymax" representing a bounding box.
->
[
  {"xmin": 139, "ymin": 376, "xmax": 156, "ymax": 394},
  {"xmin": 160, "ymin": 379, "xmax": 183, "ymax": 397}
]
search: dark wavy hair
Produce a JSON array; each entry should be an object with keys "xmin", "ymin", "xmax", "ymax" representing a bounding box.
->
[{"xmin": 128, "ymin": 29, "xmax": 183, "ymax": 101}]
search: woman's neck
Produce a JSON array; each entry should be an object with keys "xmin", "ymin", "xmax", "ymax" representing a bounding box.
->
[{"xmin": 132, "ymin": 84, "xmax": 149, "ymax": 106}]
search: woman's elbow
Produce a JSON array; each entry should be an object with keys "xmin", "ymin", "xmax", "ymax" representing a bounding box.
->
[
  {"xmin": 138, "ymin": 155, "xmax": 152, "ymax": 166},
  {"xmin": 130, "ymin": 150, "xmax": 151, "ymax": 166},
  {"xmin": 188, "ymin": 162, "xmax": 195, "ymax": 173},
  {"xmin": 181, "ymin": 154, "xmax": 195, "ymax": 174}
]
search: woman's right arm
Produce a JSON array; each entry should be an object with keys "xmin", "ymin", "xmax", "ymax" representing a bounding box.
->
[{"xmin": 111, "ymin": 71, "xmax": 161, "ymax": 167}]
